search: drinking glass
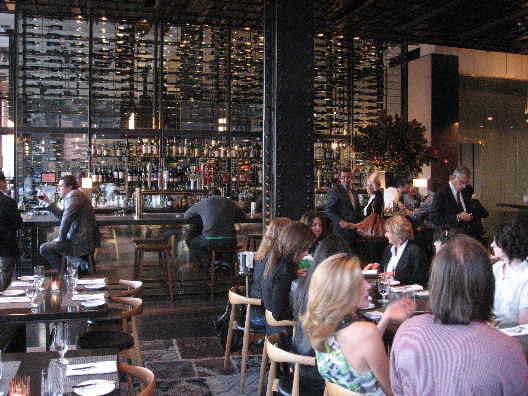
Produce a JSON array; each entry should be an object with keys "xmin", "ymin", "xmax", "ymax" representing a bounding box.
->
[
  {"xmin": 67, "ymin": 268, "xmax": 78, "ymax": 294},
  {"xmin": 34, "ymin": 266, "xmax": 45, "ymax": 290},
  {"xmin": 41, "ymin": 369, "xmax": 51, "ymax": 396},
  {"xmin": 51, "ymin": 323, "xmax": 70, "ymax": 364},
  {"xmin": 378, "ymin": 277, "xmax": 390, "ymax": 304},
  {"xmin": 25, "ymin": 283, "xmax": 38, "ymax": 308}
]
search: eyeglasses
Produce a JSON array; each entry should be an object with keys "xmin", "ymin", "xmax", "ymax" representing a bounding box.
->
[{"xmin": 455, "ymin": 176, "xmax": 469, "ymax": 186}]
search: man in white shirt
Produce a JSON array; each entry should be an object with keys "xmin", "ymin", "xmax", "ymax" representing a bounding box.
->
[{"xmin": 384, "ymin": 178, "xmax": 412, "ymax": 211}]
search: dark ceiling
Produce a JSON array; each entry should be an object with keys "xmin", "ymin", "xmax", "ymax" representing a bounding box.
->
[{"xmin": 8, "ymin": 0, "xmax": 528, "ymax": 54}]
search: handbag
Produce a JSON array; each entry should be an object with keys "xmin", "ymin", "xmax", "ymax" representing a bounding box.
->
[{"xmin": 356, "ymin": 204, "xmax": 387, "ymax": 242}]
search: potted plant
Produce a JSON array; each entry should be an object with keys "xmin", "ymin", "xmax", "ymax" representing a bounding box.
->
[{"xmin": 352, "ymin": 111, "xmax": 438, "ymax": 178}]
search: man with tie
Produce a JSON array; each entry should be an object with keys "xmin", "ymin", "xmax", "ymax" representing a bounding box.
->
[
  {"xmin": 325, "ymin": 167, "xmax": 362, "ymax": 253},
  {"xmin": 429, "ymin": 166, "xmax": 474, "ymax": 232},
  {"xmin": 39, "ymin": 175, "xmax": 100, "ymax": 272}
]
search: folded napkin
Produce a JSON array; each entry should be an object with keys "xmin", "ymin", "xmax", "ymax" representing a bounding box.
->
[
  {"xmin": 66, "ymin": 361, "xmax": 117, "ymax": 377},
  {"xmin": 499, "ymin": 325, "xmax": 528, "ymax": 337},
  {"xmin": 10, "ymin": 281, "xmax": 27, "ymax": 287},
  {"xmin": 72, "ymin": 293, "xmax": 106, "ymax": 301},
  {"xmin": 362, "ymin": 269, "xmax": 378, "ymax": 275},
  {"xmin": 0, "ymin": 296, "xmax": 31, "ymax": 303},
  {"xmin": 391, "ymin": 284, "xmax": 424, "ymax": 293},
  {"xmin": 364, "ymin": 311, "xmax": 383, "ymax": 320},
  {"xmin": 77, "ymin": 279, "xmax": 106, "ymax": 285}
]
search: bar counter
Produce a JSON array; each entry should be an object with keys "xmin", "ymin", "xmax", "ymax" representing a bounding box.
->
[{"xmin": 22, "ymin": 212, "xmax": 262, "ymax": 267}]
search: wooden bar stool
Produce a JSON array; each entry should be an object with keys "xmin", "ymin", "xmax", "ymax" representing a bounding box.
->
[
  {"xmin": 245, "ymin": 233, "xmax": 262, "ymax": 252},
  {"xmin": 132, "ymin": 237, "xmax": 166, "ymax": 280},
  {"xmin": 135, "ymin": 243, "xmax": 174, "ymax": 302},
  {"xmin": 206, "ymin": 245, "xmax": 241, "ymax": 304}
]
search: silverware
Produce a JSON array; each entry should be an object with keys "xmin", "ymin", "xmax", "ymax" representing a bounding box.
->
[{"xmin": 69, "ymin": 365, "xmax": 97, "ymax": 371}]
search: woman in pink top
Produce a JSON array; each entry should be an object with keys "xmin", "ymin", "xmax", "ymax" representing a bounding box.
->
[{"xmin": 390, "ymin": 235, "xmax": 528, "ymax": 396}]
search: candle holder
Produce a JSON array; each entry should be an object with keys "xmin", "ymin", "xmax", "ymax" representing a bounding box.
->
[{"xmin": 50, "ymin": 279, "xmax": 60, "ymax": 293}]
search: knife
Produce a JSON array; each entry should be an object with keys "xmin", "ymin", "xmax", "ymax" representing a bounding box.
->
[{"xmin": 72, "ymin": 380, "xmax": 116, "ymax": 389}]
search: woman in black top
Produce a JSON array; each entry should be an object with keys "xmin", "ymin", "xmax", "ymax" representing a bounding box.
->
[
  {"xmin": 362, "ymin": 174, "xmax": 386, "ymax": 264},
  {"xmin": 300, "ymin": 211, "xmax": 327, "ymax": 255}
]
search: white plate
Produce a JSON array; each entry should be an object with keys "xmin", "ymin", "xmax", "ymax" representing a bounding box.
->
[
  {"xmin": 359, "ymin": 303, "xmax": 375, "ymax": 310},
  {"xmin": 18, "ymin": 276, "xmax": 34, "ymax": 281},
  {"xmin": 362, "ymin": 269, "xmax": 378, "ymax": 275},
  {"xmin": 81, "ymin": 300, "xmax": 106, "ymax": 309},
  {"xmin": 83, "ymin": 284, "xmax": 106, "ymax": 291},
  {"xmin": 73, "ymin": 380, "xmax": 115, "ymax": 396},
  {"xmin": 2, "ymin": 290, "xmax": 25, "ymax": 296},
  {"xmin": 389, "ymin": 280, "xmax": 400, "ymax": 286}
]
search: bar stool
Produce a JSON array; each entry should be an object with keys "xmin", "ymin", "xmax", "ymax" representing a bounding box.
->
[
  {"xmin": 206, "ymin": 245, "xmax": 241, "ymax": 304},
  {"xmin": 60, "ymin": 252, "xmax": 95, "ymax": 276},
  {"xmin": 134, "ymin": 242, "xmax": 174, "ymax": 302},
  {"xmin": 132, "ymin": 237, "xmax": 166, "ymax": 280},
  {"xmin": 245, "ymin": 233, "xmax": 262, "ymax": 252}
]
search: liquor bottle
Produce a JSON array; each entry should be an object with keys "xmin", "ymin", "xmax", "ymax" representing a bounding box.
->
[
  {"xmin": 92, "ymin": 166, "xmax": 98, "ymax": 184},
  {"xmin": 113, "ymin": 165, "xmax": 119, "ymax": 181},
  {"xmin": 172, "ymin": 138, "xmax": 178, "ymax": 157},
  {"xmin": 118, "ymin": 165, "xmax": 124, "ymax": 182}
]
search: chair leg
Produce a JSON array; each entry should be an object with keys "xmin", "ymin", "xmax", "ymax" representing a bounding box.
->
[
  {"xmin": 258, "ymin": 336, "xmax": 268, "ymax": 396},
  {"xmin": 138, "ymin": 250, "xmax": 144, "ymax": 281},
  {"xmin": 133, "ymin": 247, "xmax": 139, "ymax": 280},
  {"xmin": 89, "ymin": 254, "xmax": 95, "ymax": 276},
  {"xmin": 266, "ymin": 359, "xmax": 277, "ymax": 396},
  {"xmin": 210, "ymin": 249, "xmax": 216, "ymax": 304},
  {"xmin": 223, "ymin": 303, "xmax": 237, "ymax": 370},
  {"xmin": 240, "ymin": 304, "xmax": 252, "ymax": 393}
]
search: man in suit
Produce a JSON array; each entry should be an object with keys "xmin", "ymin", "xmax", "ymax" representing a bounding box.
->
[
  {"xmin": 429, "ymin": 166, "xmax": 474, "ymax": 233},
  {"xmin": 0, "ymin": 171, "xmax": 23, "ymax": 290},
  {"xmin": 325, "ymin": 167, "xmax": 362, "ymax": 252},
  {"xmin": 39, "ymin": 175, "xmax": 100, "ymax": 272}
]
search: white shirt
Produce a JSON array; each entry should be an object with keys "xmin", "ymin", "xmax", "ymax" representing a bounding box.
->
[
  {"xmin": 386, "ymin": 240, "xmax": 409, "ymax": 273},
  {"xmin": 384, "ymin": 187, "xmax": 399, "ymax": 211},
  {"xmin": 449, "ymin": 181, "xmax": 467, "ymax": 212},
  {"xmin": 364, "ymin": 194, "xmax": 376, "ymax": 216},
  {"xmin": 493, "ymin": 259, "xmax": 528, "ymax": 323}
]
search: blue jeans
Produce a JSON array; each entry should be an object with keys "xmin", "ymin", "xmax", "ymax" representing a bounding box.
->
[
  {"xmin": 40, "ymin": 239, "xmax": 73, "ymax": 272},
  {"xmin": 188, "ymin": 235, "xmax": 237, "ymax": 267}
]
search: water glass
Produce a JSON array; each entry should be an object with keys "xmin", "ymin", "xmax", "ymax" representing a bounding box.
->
[
  {"xmin": 67, "ymin": 268, "xmax": 78, "ymax": 294},
  {"xmin": 41, "ymin": 369, "xmax": 51, "ymax": 396},
  {"xmin": 378, "ymin": 277, "xmax": 390, "ymax": 304},
  {"xmin": 25, "ymin": 283, "xmax": 37, "ymax": 308},
  {"xmin": 51, "ymin": 323, "xmax": 70, "ymax": 364},
  {"xmin": 34, "ymin": 266, "xmax": 45, "ymax": 290}
]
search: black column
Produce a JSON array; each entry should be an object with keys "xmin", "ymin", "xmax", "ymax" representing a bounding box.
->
[{"xmin": 263, "ymin": 0, "xmax": 314, "ymax": 223}]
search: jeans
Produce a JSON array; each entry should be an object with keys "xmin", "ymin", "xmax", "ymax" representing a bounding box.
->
[
  {"xmin": 40, "ymin": 240, "xmax": 73, "ymax": 272},
  {"xmin": 188, "ymin": 235, "xmax": 237, "ymax": 268}
]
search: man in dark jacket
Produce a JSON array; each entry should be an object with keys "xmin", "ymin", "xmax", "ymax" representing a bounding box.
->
[
  {"xmin": 325, "ymin": 167, "xmax": 362, "ymax": 252},
  {"xmin": 184, "ymin": 188, "xmax": 245, "ymax": 267},
  {"xmin": 0, "ymin": 171, "xmax": 23, "ymax": 290}
]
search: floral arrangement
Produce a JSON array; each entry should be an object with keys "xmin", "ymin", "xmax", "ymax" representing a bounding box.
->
[{"xmin": 352, "ymin": 111, "xmax": 438, "ymax": 177}]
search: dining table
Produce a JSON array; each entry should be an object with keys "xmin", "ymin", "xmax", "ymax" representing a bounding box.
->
[
  {"xmin": 362, "ymin": 273, "xmax": 528, "ymax": 359},
  {"xmin": 3, "ymin": 348, "xmax": 119, "ymax": 396},
  {"xmin": 0, "ymin": 276, "xmax": 109, "ymax": 351}
]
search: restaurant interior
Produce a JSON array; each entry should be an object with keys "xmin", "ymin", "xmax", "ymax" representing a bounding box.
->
[{"xmin": 0, "ymin": 0, "xmax": 527, "ymax": 395}]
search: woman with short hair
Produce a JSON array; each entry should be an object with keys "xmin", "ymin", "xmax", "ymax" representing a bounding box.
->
[
  {"xmin": 491, "ymin": 220, "xmax": 528, "ymax": 324},
  {"xmin": 365, "ymin": 215, "xmax": 428, "ymax": 286},
  {"xmin": 302, "ymin": 254, "xmax": 413, "ymax": 395},
  {"xmin": 390, "ymin": 235, "xmax": 528, "ymax": 395},
  {"xmin": 362, "ymin": 173, "xmax": 386, "ymax": 263}
]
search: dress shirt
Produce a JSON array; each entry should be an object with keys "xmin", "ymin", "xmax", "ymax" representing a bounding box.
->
[
  {"xmin": 386, "ymin": 240, "xmax": 409, "ymax": 273},
  {"xmin": 449, "ymin": 182, "xmax": 467, "ymax": 213},
  {"xmin": 364, "ymin": 195, "xmax": 376, "ymax": 216}
]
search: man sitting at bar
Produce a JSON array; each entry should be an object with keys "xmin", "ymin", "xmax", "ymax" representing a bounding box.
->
[
  {"xmin": 39, "ymin": 175, "xmax": 100, "ymax": 273},
  {"xmin": 184, "ymin": 187, "xmax": 245, "ymax": 269},
  {"xmin": 0, "ymin": 171, "xmax": 23, "ymax": 290},
  {"xmin": 384, "ymin": 177, "xmax": 412, "ymax": 211}
]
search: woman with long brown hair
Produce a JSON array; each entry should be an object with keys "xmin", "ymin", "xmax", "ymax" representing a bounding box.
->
[{"xmin": 262, "ymin": 221, "xmax": 315, "ymax": 335}]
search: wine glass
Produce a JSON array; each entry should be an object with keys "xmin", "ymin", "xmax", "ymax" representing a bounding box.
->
[
  {"xmin": 378, "ymin": 277, "xmax": 390, "ymax": 305},
  {"xmin": 52, "ymin": 323, "xmax": 70, "ymax": 364},
  {"xmin": 34, "ymin": 266, "xmax": 45, "ymax": 290},
  {"xmin": 67, "ymin": 267, "xmax": 78, "ymax": 294},
  {"xmin": 25, "ymin": 283, "xmax": 38, "ymax": 308}
]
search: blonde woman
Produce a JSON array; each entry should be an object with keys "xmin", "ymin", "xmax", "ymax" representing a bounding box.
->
[
  {"xmin": 364, "ymin": 215, "xmax": 428, "ymax": 287},
  {"xmin": 249, "ymin": 217, "xmax": 292, "ymax": 328},
  {"xmin": 302, "ymin": 254, "xmax": 414, "ymax": 395}
]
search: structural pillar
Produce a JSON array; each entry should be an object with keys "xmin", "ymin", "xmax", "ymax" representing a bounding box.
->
[{"xmin": 262, "ymin": 0, "xmax": 314, "ymax": 224}]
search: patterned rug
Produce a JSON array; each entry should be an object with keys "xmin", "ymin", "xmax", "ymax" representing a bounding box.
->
[{"xmin": 142, "ymin": 337, "xmax": 265, "ymax": 395}]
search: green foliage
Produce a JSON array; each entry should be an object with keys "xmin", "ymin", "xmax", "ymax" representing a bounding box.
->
[{"xmin": 352, "ymin": 111, "xmax": 438, "ymax": 177}]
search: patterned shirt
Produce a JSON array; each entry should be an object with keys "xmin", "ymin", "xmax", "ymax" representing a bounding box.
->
[
  {"xmin": 410, "ymin": 192, "xmax": 434, "ymax": 227},
  {"xmin": 316, "ymin": 318, "xmax": 386, "ymax": 396}
]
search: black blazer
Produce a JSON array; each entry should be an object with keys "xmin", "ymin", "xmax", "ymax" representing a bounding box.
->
[
  {"xmin": 0, "ymin": 191, "xmax": 23, "ymax": 257},
  {"xmin": 380, "ymin": 241, "xmax": 429, "ymax": 287},
  {"xmin": 364, "ymin": 190, "xmax": 383, "ymax": 216},
  {"xmin": 325, "ymin": 184, "xmax": 362, "ymax": 233},
  {"xmin": 429, "ymin": 184, "xmax": 473, "ymax": 229}
]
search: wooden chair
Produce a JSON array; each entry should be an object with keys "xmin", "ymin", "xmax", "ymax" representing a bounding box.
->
[
  {"xmin": 118, "ymin": 363, "xmax": 156, "ymax": 396},
  {"xmin": 205, "ymin": 245, "xmax": 241, "ymax": 304},
  {"xmin": 324, "ymin": 380, "xmax": 364, "ymax": 396},
  {"xmin": 223, "ymin": 286, "xmax": 266, "ymax": 393},
  {"xmin": 257, "ymin": 310, "xmax": 295, "ymax": 396},
  {"xmin": 265, "ymin": 332, "xmax": 316, "ymax": 396},
  {"xmin": 118, "ymin": 279, "xmax": 144, "ymax": 297},
  {"xmin": 77, "ymin": 296, "xmax": 144, "ymax": 367}
]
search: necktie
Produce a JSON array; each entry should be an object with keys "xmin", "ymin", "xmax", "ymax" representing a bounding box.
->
[
  {"xmin": 456, "ymin": 191, "xmax": 463, "ymax": 212},
  {"xmin": 349, "ymin": 189, "xmax": 356, "ymax": 209}
]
